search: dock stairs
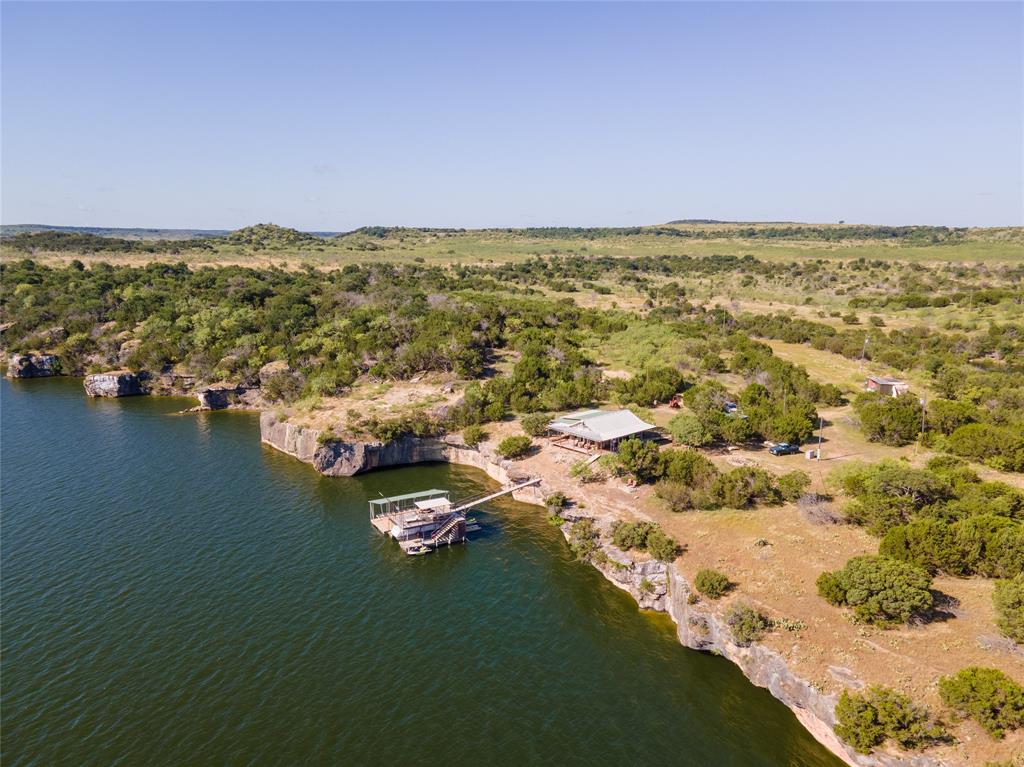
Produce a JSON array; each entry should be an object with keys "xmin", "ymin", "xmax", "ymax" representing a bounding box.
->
[{"xmin": 427, "ymin": 513, "xmax": 463, "ymax": 546}]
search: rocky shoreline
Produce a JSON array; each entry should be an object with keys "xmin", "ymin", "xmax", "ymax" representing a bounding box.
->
[
  {"xmin": 0, "ymin": 370, "xmax": 946, "ymax": 766},
  {"xmin": 257, "ymin": 416, "xmax": 947, "ymax": 767},
  {"xmin": 5, "ymin": 354, "xmax": 265, "ymax": 412}
]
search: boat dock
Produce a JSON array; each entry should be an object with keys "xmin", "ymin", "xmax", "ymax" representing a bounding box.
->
[{"xmin": 369, "ymin": 478, "xmax": 542, "ymax": 555}]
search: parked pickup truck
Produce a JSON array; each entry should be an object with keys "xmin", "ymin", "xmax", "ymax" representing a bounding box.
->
[{"xmin": 768, "ymin": 442, "xmax": 801, "ymax": 456}]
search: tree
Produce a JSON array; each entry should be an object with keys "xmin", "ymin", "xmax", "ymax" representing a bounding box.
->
[
  {"xmin": 614, "ymin": 366, "xmax": 686, "ymax": 405},
  {"xmin": 832, "ymin": 460, "xmax": 951, "ymax": 535},
  {"xmin": 879, "ymin": 519, "xmax": 959, "ymax": 575},
  {"xmin": 950, "ymin": 515, "xmax": 1024, "ymax": 578},
  {"xmin": 993, "ymin": 574, "xmax": 1024, "ymax": 644},
  {"xmin": 765, "ymin": 410, "xmax": 816, "ymax": 444},
  {"xmin": 657, "ymin": 448, "xmax": 719, "ymax": 486},
  {"xmin": 834, "ymin": 686, "xmax": 947, "ymax": 754},
  {"xmin": 617, "ymin": 438, "xmax": 661, "ymax": 482},
  {"xmin": 938, "ymin": 667, "xmax": 1024, "ymax": 739},
  {"xmin": 496, "ymin": 435, "xmax": 532, "ymax": 459},
  {"xmin": 694, "ymin": 568, "xmax": 732, "ymax": 599},
  {"xmin": 854, "ymin": 392, "xmax": 923, "ymax": 447},
  {"xmin": 667, "ymin": 413, "xmax": 713, "ymax": 447},
  {"xmin": 926, "ymin": 398, "xmax": 977, "ymax": 436},
  {"xmin": 816, "ymin": 555, "xmax": 933, "ymax": 626},
  {"xmin": 946, "ymin": 423, "xmax": 1024, "ymax": 473},
  {"xmin": 520, "ymin": 412, "xmax": 552, "ymax": 437}
]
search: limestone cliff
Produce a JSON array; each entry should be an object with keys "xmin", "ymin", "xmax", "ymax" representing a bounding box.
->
[
  {"xmin": 83, "ymin": 371, "xmax": 145, "ymax": 397},
  {"xmin": 196, "ymin": 384, "xmax": 261, "ymax": 410},
  {"xmin": 6, "ymin": 353, "xmax": 60, "ymax": 378}
]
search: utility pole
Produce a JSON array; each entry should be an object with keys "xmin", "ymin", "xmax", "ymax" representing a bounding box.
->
[
  {"xmin": 817, "ymin": 416, "xmax": 824, "ymax": 461},
  {"xmin": 915, "ymin": 397, "xmax": 926, "ymax": 457}
]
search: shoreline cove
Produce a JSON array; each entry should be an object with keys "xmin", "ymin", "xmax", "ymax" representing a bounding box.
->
[
  {"xmin": 2, "ymin": 366, "xmax": 951, "ymax": 766},
  {"xmin": 258, "ymin": 412, "xmax": 943, "ymax": 767}
]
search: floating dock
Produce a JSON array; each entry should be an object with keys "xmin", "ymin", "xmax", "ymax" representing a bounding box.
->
[{"xmin": 369, "ymin": 478, "xmax": 542, "ymax": 555}]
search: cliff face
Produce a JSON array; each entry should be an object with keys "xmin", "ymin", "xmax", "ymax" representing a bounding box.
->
[
  {"xmin": 197, "ymin": 384, "xmax": 261, "ymax": 410},
  {"xmin": 83, "ymin": 371, "xmax": 144, "ymax": 397},
  {"xmin": 6, "ymin": 353, "xmax": 60, "ymax": 378}
]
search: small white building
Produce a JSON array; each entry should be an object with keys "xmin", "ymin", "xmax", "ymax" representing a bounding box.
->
[{"xmin": 865, "ymin": 376, "xmax": 910, "ymax": 397}]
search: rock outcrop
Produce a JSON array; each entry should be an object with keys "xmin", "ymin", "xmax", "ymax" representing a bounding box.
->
[
  {"xmin": 6, "ymin": 353, "xmax": 60, "ymax": 378},
  {"xmin": 196, "ymin": 383, "xmax": 260, "ymax": 410},
  {"xmin": 84, "ymin": 371, "xmax": 145, "ymax": 397},
  {"xmin": 258, "ymin": 360, "xmax": 291, "ymax": 385},
  {"xmin": 259, "ymin": 413, "xmax": 447, "ymax": 475},
  {"xmin": 146, "ymin": 367, "xmax": 197, "ymax": 397}
]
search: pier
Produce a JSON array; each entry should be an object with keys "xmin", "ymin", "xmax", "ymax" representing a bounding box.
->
[{"xmin": 369, "ymin": 478, "xmax": 542, "ymax": 555}]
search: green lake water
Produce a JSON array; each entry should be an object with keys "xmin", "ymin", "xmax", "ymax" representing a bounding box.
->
[{"xmin": 1, "ymin": 377, "xmax": 841, "ymax": 766}]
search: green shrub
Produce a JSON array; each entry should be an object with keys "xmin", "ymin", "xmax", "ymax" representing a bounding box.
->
[
  {"xmin": 703, "ymin": 466, "xmax": 780, "ymax": 509},
  {"xmin": 658, "ymin": 448, "xmax": 719, "ymax": 486},
  {"xmin": 777, "ymin": 470, "xmax": 811, "ymax": 502},
  {"xmin": 832, "ymin": 460, "xmax": 951, "ymax": 535},
  {"xmin": 694, "ymin": 568, "xmax": 732, "ymax": 599},
  {"xmin": 654, "ymin": 480, "xmax": 695, "ymax": 512},
  {"xmin": 616, "ymin": 438, "xmax": 662, "ymax": 482},
  {"xmin": 462, "ymin": 424, "xmax": 485, "ymax": 447},
  {"xmin": 521, "ymin": 412, "xmax": 551, "ymax": 437},
  {"xmin": 926, "ymin": 398, "xmax": 978, "ymax": 436},
  {"xmin": 946, "ymin": 423, "xmax": 1024, "ymax": 473},
  {"xmin": 950, "ymin": 515, "xmax": 1024, "ymax": 578},
  {"xmin": 644, "ymin": 527, "xmax": 677, "ymax": 561},
  {"xmin": 834, "ymin": 686, "xmax": 947, "ymax": 754},
  {"xmin": 879, "ymin": 519, "xmax": 958, "ymax": 574},
  {"xmin": 610, "ymin": 521, "xmax": 677, "ymax": 561},
  {"xmin": 667, "ymin": 413, "xmax": 714, "ymax": 447},
  {"xmin": 938, "ymin": 667, "xmax": 1024, "ymax": 738},
  {"xmin": 993, "ymin": 574, "xmax": 1024, "ymax": 643},
  {"xmin": 496, "ymin": 435, "xmax": 532, "ymax": 459},
  {"xmin": 816, "ymin": 555, "xmax": 933, "ymax": 626},
  {"xmin": 614, "ymin": 366, "xmax": 686, "ymax": 405},
  {"xmin": 544, "ymin": 491, "xmax": 567, "ymax": 511},
  {"xmin": 568, "ymin": 518, "xmax": 600, "ymax": 562},
  {"xmin": 725, "ymin": 603, "xmax": 771, "ymax": 645},
  {"xmin": 570, "ymin": 460, "xmax": 598, "ymax": 483},
  {"xmin": 854, "ymin": 393, "xmax": 923, "ymax": 447}
]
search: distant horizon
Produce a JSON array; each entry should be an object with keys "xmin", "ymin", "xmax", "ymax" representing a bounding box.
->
[
  {"xmin": 3, "ymin": 2, "xmax": 1021, "ymax": 229},
  {"xmin": 5, "ymin": 218, "xmax": 1019, "ymax": 237}
]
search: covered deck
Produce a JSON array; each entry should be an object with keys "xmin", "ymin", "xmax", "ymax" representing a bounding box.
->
[{"xmin": 547, "ymin": 409, "xmax": 657, "ymax": 454}]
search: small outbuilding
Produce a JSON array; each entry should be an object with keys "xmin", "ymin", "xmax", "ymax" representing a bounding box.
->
[
  {"xmin": 865, "ymin": 376, "xmax": 910, "ymax": 397},
  {"xmin": 547, "ymin": 409, "xmax": 656, "ymax": 453}
]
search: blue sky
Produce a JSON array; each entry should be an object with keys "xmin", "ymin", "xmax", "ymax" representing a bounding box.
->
[{"xmin": 2, "ymin": 2, "xmax": 1021, "ymax": 229}]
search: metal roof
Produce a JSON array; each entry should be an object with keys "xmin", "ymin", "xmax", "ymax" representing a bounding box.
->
[
  {"xmin": 866, "ymin": 376, "xmax": 906, "ymax": 385},
  {"xmin": 369, "ymin": 489, "xmax": 449, "ymax": 507},
  {"xmin": 414, "ymin": 497, "xmax": 452, "ymax": 510},
  {"xmin": 549, "ymin": 409, "xmax": 656, "ymax": 443}
]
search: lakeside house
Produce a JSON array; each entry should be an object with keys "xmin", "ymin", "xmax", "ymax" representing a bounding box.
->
[
  {"xmin": 547, "ymin": 409, "xmax": 657, "ymax": 453},
  {"xmin": 864, "ymin": 375, "xmax": 910, "ymax": 397}
]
